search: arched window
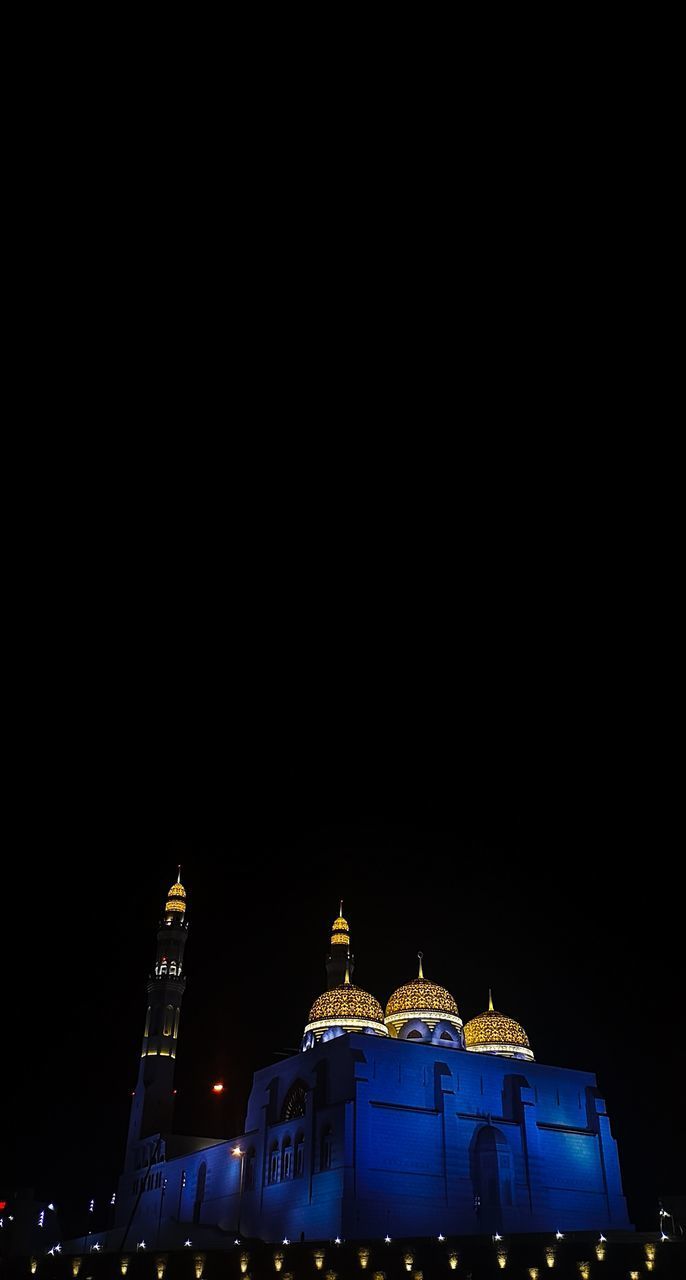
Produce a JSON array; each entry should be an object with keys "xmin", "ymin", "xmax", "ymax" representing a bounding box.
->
[
  {"xmin": 268, "ymin": 1141, "xmax": 280, "ymax": 1184},
  {"xmin": 173, "ymin": 1009, "xmax": 180, "ymax": 1039},
  {"xmin": 163, "ymin": 1005, "xmax": 174, "ymax": 1036},
  {"xmin": 282, "ymin": 1135, "xmax": 292, "ymax": 1180},
  {"xmin": 169, "ymin": 960, "xmax": 177, "ymax": 976},
  {"xmin": 440, "ymin": 1030, "xmax": 454, "ymax": 1041},
  {"xmin": 320, "ymin": 1127, "xmax": 333, "ymax": 1171},
  {"xmin": 295, "ymin": 1133, "xmax": 305, "ymax": 1177},
  {"xmin": 281, "ymin": 1081, "xmax": 307, "ymax": 1121},
  {"xmin": 193, "ymin": 1162, "xmax": 206, "ymax": 1224},
  {"xmin": 245, "ymin": 1148, "xmax": 256, "ymax": 1190},
  {"xmin": 406, "ymin": 1030, "xmax": 423, "ymax": 1040}
]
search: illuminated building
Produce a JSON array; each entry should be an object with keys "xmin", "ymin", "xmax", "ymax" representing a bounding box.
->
[{"xmin": 111, "ymin": 878, "xmax": 632, "ymax": 1246}]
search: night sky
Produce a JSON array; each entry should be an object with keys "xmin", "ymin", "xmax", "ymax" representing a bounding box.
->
[{"xmin": 3, "ymin": 738, "xmax": 683, "ymax": 1239}]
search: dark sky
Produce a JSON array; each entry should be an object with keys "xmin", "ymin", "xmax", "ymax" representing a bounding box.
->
[{"xmin": 3, "ymin": 734, "xmax": 683, "ymax": 1237}]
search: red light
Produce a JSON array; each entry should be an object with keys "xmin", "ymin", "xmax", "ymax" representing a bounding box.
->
[
  {"xmin": 0, "ymin": 1201, "xmax": 6, "ymax": 1211},
  {"xmin": 212, "ymin": 1083, "xmax": 224, "ymax": 1094}
]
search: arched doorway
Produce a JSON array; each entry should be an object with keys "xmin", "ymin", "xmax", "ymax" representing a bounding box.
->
[{"xmin": 471, "ymin": 1125, "xmax": 513, "ymax": 1233}]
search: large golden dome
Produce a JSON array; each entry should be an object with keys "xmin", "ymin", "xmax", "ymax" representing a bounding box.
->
[
  {"xmin": 463, "ymin": 992, "xmax": 533, "ymax": 1059},
  {"xmin": 384, "ymin": 954, "xmax": 463, "ymax": 1042},
  {"xmin": 309, "ymin": 981, "xmax": 384, "ymax": 1024},
  {"xmin": 303, "ymin": 962, "xmax": 388, "ymax": 1046},
  {"xmin": 386, "ymin": 977, "xmax": 459, "ymax": 1018},
  {"xmin": 386, "ymin": 953, "xmax": 459, "ymax": 1017}
]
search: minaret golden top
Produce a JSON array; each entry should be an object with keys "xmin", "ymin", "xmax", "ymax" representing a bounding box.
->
[
  {"xmin": 331, "ymin": 901, "xmax": 350, "ymax": 946},
  {"xmin": 165, "ymin": 868, "xmax": 187, "ymax": 915}
]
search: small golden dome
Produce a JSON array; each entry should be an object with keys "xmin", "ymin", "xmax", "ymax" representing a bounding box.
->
[
  {"xmin": 309, "ymin": 982, "xmax": 384, "ymax": 1024},
  {"xmin": 165, "ymin": 868, "xmax": 186, "ymax": 915},
  {"xmin": 386, "ymin": 978, "xmax": 459, "ymax": 1017},
  {"xmin": 463, "ymin": 992, "xmax": 531, "ymax": 1051}
]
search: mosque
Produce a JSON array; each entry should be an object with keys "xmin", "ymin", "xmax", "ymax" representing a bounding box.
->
[{"xmin": 112, "ymin": 873, "xmax": 632, "ymax": 1247}]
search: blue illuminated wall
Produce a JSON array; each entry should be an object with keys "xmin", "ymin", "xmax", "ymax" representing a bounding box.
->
[{"xmin": 114, "ymin": 1033, "xmax": 631, "ymax": 1245}]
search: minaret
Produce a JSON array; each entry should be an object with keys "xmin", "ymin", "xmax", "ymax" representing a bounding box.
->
[
  {"xmin": 125, "ymin": 869, "xmax": 189, "ymax": 1158},
  {"xmin": 325, "ymin": 901, "xmax": 355, "ymax": 989}
]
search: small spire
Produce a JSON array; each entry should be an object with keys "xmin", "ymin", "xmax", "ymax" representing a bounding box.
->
[
  {"xmin": 177, "ymin": 865, "xmax": 182, "ymax": 884},
  {"xmin": 340, "ymin": 898, "xmax": 344, "ymax": 917},
  {"xmin": 418, "ymin": 951, "xmax": 424, "ymax": 979},
  {"xmin": 488, "ymin": 988, "xmax": 494, "ymax": 1011},
  {"xmin": 344, "ymin": 957, "xmax": 351, "ymax": 985}
]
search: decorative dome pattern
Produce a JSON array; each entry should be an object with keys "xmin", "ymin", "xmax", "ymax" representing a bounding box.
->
[
  {"xmin": 458, "ymin": 991, "xmax": 533, "ymax": 1059},
  {"xmin": 309, "ymin": 983, "xmax": 384, "ymax": 1024},
  {"xmin": 386, "ymin": 977, "xmax": 459, "ymax": 1018},
  {"xmin": 384, "ymin": 957, "xmax": 463, "ymax": 1046},
  {"xmin": 463, "ymin": 1008, "xmax": 531, "ymax": 1050}
]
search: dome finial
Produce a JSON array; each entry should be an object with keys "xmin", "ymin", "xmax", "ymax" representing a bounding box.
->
[
  {"xmin": 340, "ymin": 898, "xmax": 344, "ymax": 917},
  {"xmin": 344, "ymin": 958, "xmax": 351, "ymax": 985},
  {"xmin": 418, "ymin": 951, "xmax": 424, "ymax": 980},
  {"xmin": 488, "ymin": 988, "xmax": 494, "ymax": 1011},
  {"xmin": 177, "ymin": 864, "xmax": 182, "ymax": 884}
]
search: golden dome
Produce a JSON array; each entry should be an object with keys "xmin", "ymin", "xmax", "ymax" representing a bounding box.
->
[
  {"xmin": 386, "ymin": 977, "xmax": 459, "ymax": 1018},
  {"xmin": 165, "ymin": 868, "xmax": 186, "ymax": 915},
  {"xmin": 309, "ymin": 982, "xmax": 384, "ymax": 1024},
  {"xmin": 463, "ymin": 992, "xmax": 532, "ymax": 1054},
  {"xmin": 385, "ymin": 954, "xmax": 459, "ymax": 1018}
]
